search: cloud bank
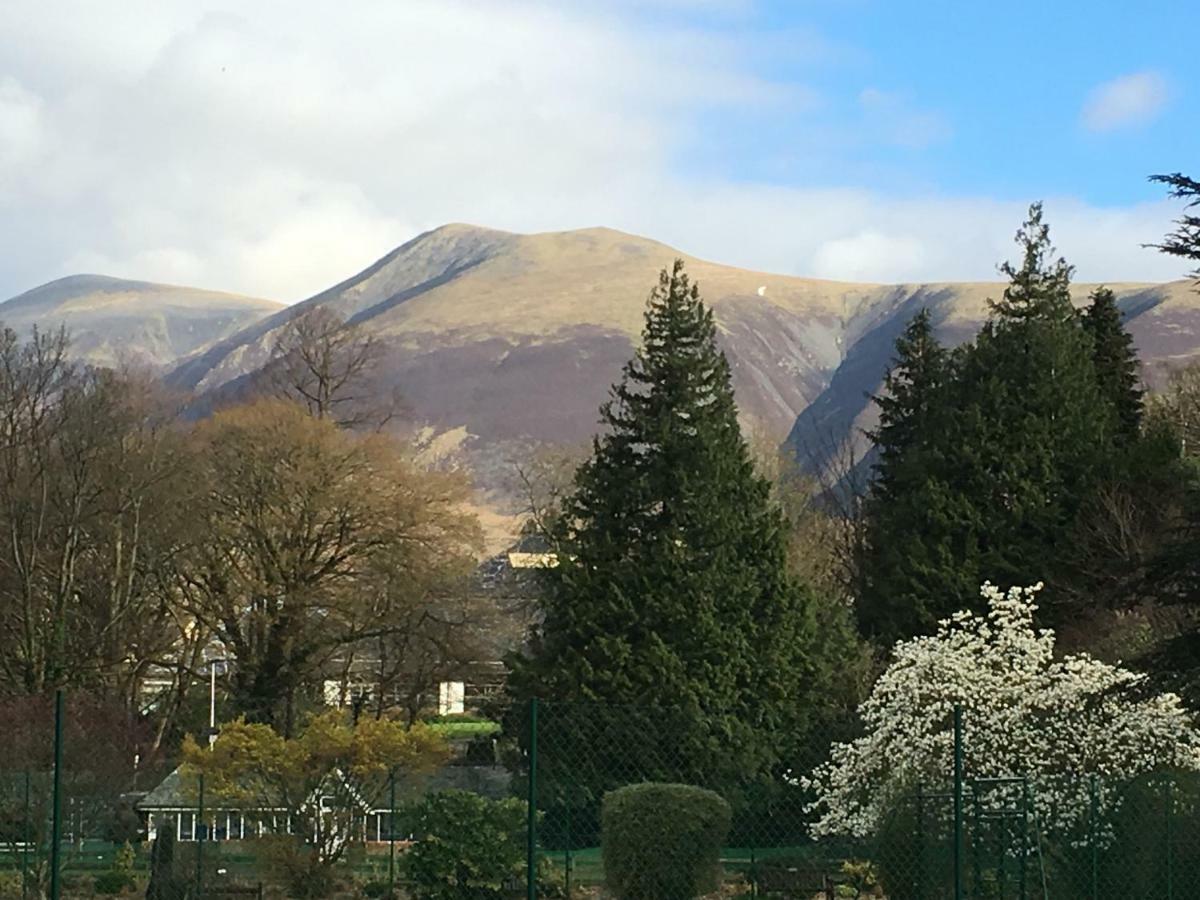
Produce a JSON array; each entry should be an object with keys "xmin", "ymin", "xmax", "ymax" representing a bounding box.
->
[{"xmin": 0, "ymin": 1, "xmax": 1185, "ymax": 302}]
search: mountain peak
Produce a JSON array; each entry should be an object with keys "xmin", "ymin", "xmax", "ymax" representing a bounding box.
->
[{"xmin": 0, "ymin": 275, "xmax": 282, "ymax": 369}]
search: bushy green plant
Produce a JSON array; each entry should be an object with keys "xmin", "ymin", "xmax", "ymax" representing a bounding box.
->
[
  {"xmin": 405, "ymin": 790, "xmax": 527, "ymax": 900},
  {"xmin": 93, "ymin": 838, "xmax": 139, "ymax": 895},
  {"xmin": 601, "ymin": 783, "xmax": 731, "ymax": 900},
  {"xmin": 93, "ymin": 869, "xmax": 135, "ymax": 895},
  {"xmin": 839, "ymin": 859, "xmax": 879, "ymax": 898},
  {"xmin": 360, "ymin": 879, "xmax": 395, "ymax": 899},
  {"xmin": 0, "ymin": 872, "xmax": 23, "ymax": 900},
  {"xmin": 115, "ymin": 841, "xmax": 137, "ymax": 877},
  {"xmin": 260, "ymin": 837, "xmax": 336, "ymax": 899}
]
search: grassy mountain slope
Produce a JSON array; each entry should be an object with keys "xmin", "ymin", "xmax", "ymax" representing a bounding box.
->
[{"xmin": 1, "ymin": 274, "xmax": 282, "ymax": 369}]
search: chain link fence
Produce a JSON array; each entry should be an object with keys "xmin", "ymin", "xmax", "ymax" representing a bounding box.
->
[
  {"xmin": 521, "ymin": 700, "xmax": 1200, "ymax": 900},
  {"xmin": 2, "ymin": 695, "xmax": 1200, "ymax": 898}
]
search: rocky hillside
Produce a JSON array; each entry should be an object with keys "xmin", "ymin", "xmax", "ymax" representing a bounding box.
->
[
  {"xmin": 787, "ymin": 278, "xmax": 1200, "ymax": 477},
  {"xmin": 0, "ymin": 274, "xmax": 282, "ymax": 369},
  {"xmin": 8, "ymin": 228, "xmax": 1195, "ymax": 543},
  {"xmin": 167, "ymin": 224, "xmax": 1199, "ymax": 490},
  {"xmin": 167, "ymin": 223, "xmax": 889, "ymax": 443}
]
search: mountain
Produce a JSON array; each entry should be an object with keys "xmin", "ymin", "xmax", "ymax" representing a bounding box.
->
[
  {"xmin": 168, "ymin": 223, "xmax": 893, "ymax": 447},
  {"xmin": 6, "ymin": 227, "xmax": 1195, "ymax": 548},
  {"xmin": 787, "ymin": 278, "xmax": 1200, "ymax": 478},
  {"xmin": 169, "ymin": 225, "xmax": 1200, "ymax": 482},
  {"xmin": 0, "ymin": 274, "xmax": 283, "ymax": 368}
]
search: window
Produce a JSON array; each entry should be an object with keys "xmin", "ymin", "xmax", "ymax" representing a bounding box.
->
[{"xmin": 178, "ymin": 812, "xmax": 195, "ymax": 842}]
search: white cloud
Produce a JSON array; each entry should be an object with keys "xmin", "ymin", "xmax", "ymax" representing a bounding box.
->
[
  {"xmin": 0, "ymin": 76, "xmax": 44, "ymax": 170},
  {"xmin": 0, "ymin": 1, "xmax": 1185, "ymax": 304},
  {"xmin": 1081, "ymin": 71, "xmax": 1170, "ymax": 133}
]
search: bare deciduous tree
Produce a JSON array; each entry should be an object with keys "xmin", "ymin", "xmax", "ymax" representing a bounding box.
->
[
  {"xmin": 177, "ymin": 400, "xmax": 482, "ymax": 735},
  {"xmin": 267, "ymin": 307, "xmax": 401, "ymax": 429}
]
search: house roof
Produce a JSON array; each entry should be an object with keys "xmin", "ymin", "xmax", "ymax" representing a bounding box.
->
[{"xmin": 137, "ymin": 767, "xmax": 190, "ymax": 810}]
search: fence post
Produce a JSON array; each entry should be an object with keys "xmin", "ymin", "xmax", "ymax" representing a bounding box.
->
[
  {"xmin": 388, "ymin": 767, "xmax": 397, "ymax": 900},
  {"xmin": 953, "ymin": 705, "xmax": 963, "ymax": 900},
  {"xmin": 526, "ymin": 698, "xmax": 539, "ymax": 900},
  {"xmin": 1165, "ymin": 775, "xmax": 1174, "ymax": 900},
  {"xmin": 914, "ymin": 782, "xmax": 924, "ymax": 900},
  {"xmin": 388, "ymin": 768, "xmax": 398, "ymax": 900},
  {"xmin": 196, "ymin": 772, "xmax": 205, "ymax": 900},
  {"xmin": 1019, "ymin": 779, "xmax": 1029, "ymax": 900},
  {"xmin": 564, "ymin": 781, "xmax": 572, "ymax": 900},
  {"xmin": 21, "ymin": 769, "xmax": 30, "ymax": 900},
  {"xmin": 970, "ymin": 782, "xmax": 981, "ymax": 898},
  {"xmin": 1089, "ymin": 774, "xmax": 1098, "ymax": 900},
  {"xmin": 49, "ymin": 688, "xmax": 64, "ymax": 900}
]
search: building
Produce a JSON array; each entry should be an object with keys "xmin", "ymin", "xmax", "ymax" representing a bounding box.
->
[{"xmin": 135, "ymin": 765, "xmax": 512, "ymax": 844}]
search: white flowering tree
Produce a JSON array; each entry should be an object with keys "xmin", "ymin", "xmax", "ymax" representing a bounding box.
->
[{"xmin": 804, "ymin": 583, "xmax": 1200, "ymax": 839}]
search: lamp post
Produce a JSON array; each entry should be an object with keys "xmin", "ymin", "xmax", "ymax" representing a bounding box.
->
[
  {"xmin": 208, "ymin": 659, "xmax": 226, "ymax": 747},
  {"xmin": 199, "ymin": 657, "xmax": 225, "ymax": 900}
]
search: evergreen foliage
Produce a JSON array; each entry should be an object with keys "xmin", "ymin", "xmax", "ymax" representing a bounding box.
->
[
  {"xmin": 405, "ymin": 791, "xmax": 527, "ymax": 900},
  {"xmin": 860, "ymin": 204, "xmax": 1121, "ymax": 641},
  {"xmin": 601, "ymin": 783, "xmax": 731, "ymax": 900},
  {"xmin": 1150, "ymin": 173, "xmax": 1200, "ymax": 281},
  {"xmin": 1082, "ymin": 286, "xmax": 1143, "ymax": 444},
  {"xmin": 507, "ymin": 259, "xmax": 836, "ymax": 793},
  {"xmin": 857, "ymin": 309, "xmax": 962, "ymax": 640}
]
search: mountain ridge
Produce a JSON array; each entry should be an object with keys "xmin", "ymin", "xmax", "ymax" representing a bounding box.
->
[
  {"xmin": 157, "ymin": 224, "xmax": 1199, "ymax": 510},
  {"xmin": 1, "ymin": 274, "xmax": 283, "ymax": 369},
  {"xmin": 6, "ymin": 225, "xmax": 1198, "ymax": 548}
]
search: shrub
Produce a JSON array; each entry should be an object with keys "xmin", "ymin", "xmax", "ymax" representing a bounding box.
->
[
  {"xmin": 260, "ymin": 837, "xmax": 336, "ymax": 899},
  {"xmin": 804, "ymin": 583, "xmax": 1200, "ymax": 840},
  {"xmin": 601, "ymin": 783, "xmax": 731, "ymax": 900},
  {"xmin": 0, "ymin": 872, "xmax": 23, "ymax": 900},
  {"xmin": 114, "ymin": 841, "xmax": 137, "ymax": 877},
  {"xmin": 360, "ymin": 880, "xmax": 395, "ymax": 899},
  {"xmin": 405, "ymin": 790, "xmax": 527, "ymax": 900},
  {"xmin": 93, "ymin": 870, "xmax": 135, "ymax": 895}
]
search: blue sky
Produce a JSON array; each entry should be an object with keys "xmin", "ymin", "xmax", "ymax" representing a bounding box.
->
[
  {"xmin": 0, "ymin": 0, "xmax": 1195, "ymax": 300},
  {"xmin": 671, "ymin": 0, "xmax": 1197, "ymax": 203}
]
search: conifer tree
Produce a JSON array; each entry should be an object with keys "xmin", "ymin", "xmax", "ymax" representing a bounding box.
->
[
  {"xmin": 1082, "ymin": 286, "xmax": 1143, "ymax": 444},
  {"xmin": 1150, "ymin": 173, "xmax": 1200, "ymax": 281},
  {"xmin": 948, "ymin": 204, "xmax": 1115, "ymax": 622},
  {"xmin": 507, "ymin": 260, "xmax": 832, "ymax": 800},
  {"xmin": 857, "ymin": 309, "xmax": 962, "ymax": 639},
  {"xmin": 860, "ymin": 204, "xmax": 1118, "ymax": 642}
]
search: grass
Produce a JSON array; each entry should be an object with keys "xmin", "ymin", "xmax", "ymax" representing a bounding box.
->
[
  {"xmin": 539, "ymin": 844, "xmax": 833, "ymax": 888},
  {"xmin": 424, "ymin": 719, "xmax": 501, "ymax": 740}
]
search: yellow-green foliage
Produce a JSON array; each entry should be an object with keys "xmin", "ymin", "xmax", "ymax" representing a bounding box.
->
[
  {"xmin": 180, "ymin": 710, "xmax": 450, "ymax": 867},
  {"xmin": 182, "ymin": 711, "xmax": 449, "ymax": 802}
]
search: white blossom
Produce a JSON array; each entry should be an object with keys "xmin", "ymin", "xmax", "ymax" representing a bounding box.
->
[{"xmin": 803, "ymin": 583, "xmax": 1200, "ymax": 839}]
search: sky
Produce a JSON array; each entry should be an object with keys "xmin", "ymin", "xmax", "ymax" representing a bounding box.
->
[{"xmin": 0, "ymin": 0, "xmax": 1196, "ymax": 302}]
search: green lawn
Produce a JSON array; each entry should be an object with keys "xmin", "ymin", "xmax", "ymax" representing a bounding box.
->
[
  {"xmin": 539, "ymin": 844, "xmax": 834, "ymax": 888},
  {"xmin": 425, "ymin": 720, "xmax": 501, "ymax": 740}
]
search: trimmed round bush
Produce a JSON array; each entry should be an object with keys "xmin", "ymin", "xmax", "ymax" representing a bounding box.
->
[
  {"xmin": 601, "ymin": 783, "xmax": 732, "ymax": 900},
  {"xmin": 93, "ymin": 870, "xmax": 135, "ymax": 895}
]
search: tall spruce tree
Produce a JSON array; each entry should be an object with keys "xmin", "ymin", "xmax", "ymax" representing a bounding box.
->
[
  {"xmin": 507, "ymin": 260, "xmax": 830, "ymax": 803},
  {"xmin": 1082, "ymin": 286, "xmax": 1143, "ymax": 444},
  {"xmin": 857, "ymin": 308, "xmax": 965, "ymax": 640},
  {"xmin": 950, "ymin": 204, "xmax": 1115, "ymax": 622},
  {"xmin": 860, "ymin": 204, "xmax": 1118, "ymax": 644}
]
